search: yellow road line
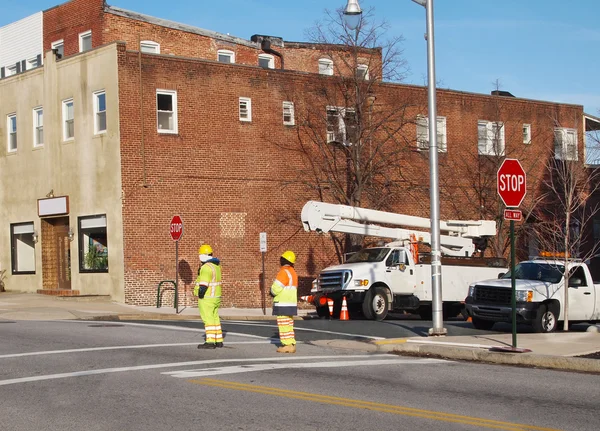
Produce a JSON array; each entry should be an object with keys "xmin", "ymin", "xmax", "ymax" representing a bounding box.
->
[
  {"xmin": 190, "ymin": 378, "xmax": 561, "ymax": 431},
  {"xmin": 374, "ymin": 338, "xmax": 408, "ymax": 345}
]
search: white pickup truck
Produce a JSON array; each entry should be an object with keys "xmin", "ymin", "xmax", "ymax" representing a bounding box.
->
[
  {"xmin": 311, "ymin": 243, "xmax": 506, "ymax": 320},
  {"xmin": 465, "ymin": 259, "xmax": 600, "ymax": 332}
]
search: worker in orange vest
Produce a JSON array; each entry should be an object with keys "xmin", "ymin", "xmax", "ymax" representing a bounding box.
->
[{"xmin": 271, "ymin": 250, "xmax": 298, "ymax": 353}]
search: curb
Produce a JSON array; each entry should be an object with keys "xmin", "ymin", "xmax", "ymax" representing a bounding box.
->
[{"xmin": 377, "ymin": 343, "xmax": 600, "ymax": 373}]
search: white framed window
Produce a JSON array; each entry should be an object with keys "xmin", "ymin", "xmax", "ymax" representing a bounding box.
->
[
  {"xmin": 7, "ymin": 114, "xmax": 17, "ymax": 152},
  {"xmin": 554, "ymin": 128, "xmax": 578, "ymax": 161},
  {"xmin": 62, "ymin": 98, "xmax": 74, "ymax": 141},
  {"xmin": 523, "ymin": 124, "xmax": 531, "ymax": 144},
  {"xmin": 477, "ymin": 120, "xmax": 505, "ymax": 156},
  {"xmin": 357, "ymin": 64, "xmax": 369, "ymax": 80},
  {"xmin": 156, "ymin": 90, "xmax": 178, "ymax": 133},
  {"xmin": 79, "ymin": 30, "xmax": 92, "ymax": 52},
  {"xmin": 326, "ymin": 106, "xmax": 356, "ymax": 146},
  {"xmin": 318, "ymin": 58, "xmax": 334, "ymax": 75},
  {"xmin": 51, "ymin": 39, "xmax": 64, "ymax": 58},
  {"xmin": 416, "ymin": 115, "xmax": 447, "ymax": 152},
  {"xmin": 239, "ymin": 97, "xmax": 252, "ymax": 122},
  {"xmin": 78, "ymin": 214, "xmax": 109, "ymax": 273},
  {"xmin": 33, "ymin": 107, "xmax": 43, "ymax": 147},
  {"xmin": 10, "ymin": 222, "xmax": 36, "ymax": 274},
  {"xmin": 93, "ymin": 91, "xmax": 107, "ymax": 134},
  {"xmin": 27, "ymin": 57, "xmax": 40, "ymax": 70},
  {"xmin": 258, "ymin": 54, "xmax": 274, "ymax": 69},
  {"xmin": 283, "ymin": 101, "xmax": 295, "ymax": 126},
  {"xmin": 6, "ymin": 65, "xmax": 17, "ymax": 76},
  {"xmin": 140, "ymin": 41, "xmax": 160, "ymax": 54},
  {"xmin": 217, "ymin": 49, "xmax": 235, "ymax": 64}
]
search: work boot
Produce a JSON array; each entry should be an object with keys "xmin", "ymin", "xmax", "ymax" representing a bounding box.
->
[
  {"xmin": 216, "ymin": 342, "xmax": 224, "ymax": 348},
  {"xmin": 276, "ymin": 344, "xmax": 296, "ymax": 354},
  {"xmin": 198, "ymin": 342, "xmax": 216, "ymax": 349}
]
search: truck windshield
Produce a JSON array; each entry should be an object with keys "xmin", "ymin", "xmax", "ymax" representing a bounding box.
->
[
  {"xmin": 501, "ymin": 262, "xmax": 564, "ymax": 283},
  {"xmin": 345, "ymin": 248, "xmax": 390, "ymax": 263}
]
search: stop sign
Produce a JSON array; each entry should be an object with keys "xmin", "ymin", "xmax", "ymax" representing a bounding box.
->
[
  {"xmin": 497, "ymin": 159, "xmax": 527, "ymax": 208},
  {"xmin": 170, "ymin": 215, "xmax": 183, "ymax": 241}
]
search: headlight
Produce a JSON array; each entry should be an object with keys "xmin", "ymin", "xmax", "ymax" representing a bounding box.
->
[
  {"xmin": 515, "ymin": 290, "xmax": 533, "ymax": 302},
  {"xmin": 468, "ymin": 285, "xmax": 475, "ymax": 297},
  {"xmin": 354, "ymin": 279, "xmax": 369, "ymax": 287}
]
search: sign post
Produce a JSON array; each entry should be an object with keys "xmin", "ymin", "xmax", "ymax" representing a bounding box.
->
[
  {"xmin": 170, "ymin": 215, "xmax": 184, "ymax": 311},
  {"xmin": 260, "ymin": 232, "xmax": 267, "ymax": 316},
  {"xmin": 497, "ymin": 159, "xmax": 526, "ymax": 349}
]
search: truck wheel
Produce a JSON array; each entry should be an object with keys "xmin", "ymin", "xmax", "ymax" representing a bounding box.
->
[
  {"xmin": 471, "ymin": 317, "xmax": 495, "ymax": 330},
  {"xmin": 362, "ymin": 286, "xmax": 389, "ymax": 321},
  {"xmin": 532, "ymin": 304, "xmax": 557, "ymax": 333}
]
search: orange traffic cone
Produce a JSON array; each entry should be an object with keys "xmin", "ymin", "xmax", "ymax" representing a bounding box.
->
[
  {"xmin": 340, "ymin": 296, "xmax": 349, "ymax": 321},
  {"xmin": 327, "ymin": 298, "xmax": 334, "ymax": 319},
  {"xmin": 300, "ymin": 295, "xmax": 314, "ymax": 303},
  {"xmin": 467, "ymin": 316, "xmax": 472, "ymax": 323}
]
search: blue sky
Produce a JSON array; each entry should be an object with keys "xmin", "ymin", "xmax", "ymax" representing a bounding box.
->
[{"xmin": 2, "ymin": 0, "xmax": 599, "ymax": 114}]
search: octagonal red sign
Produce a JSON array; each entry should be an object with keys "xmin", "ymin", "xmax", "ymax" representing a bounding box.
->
[
  {"xmin": 170, "ymin": 215, "xmax": 183, "ymax": 241},
  {"xmin": 497, "ymin": 159, "xmax": 526, "ymax": 208}
]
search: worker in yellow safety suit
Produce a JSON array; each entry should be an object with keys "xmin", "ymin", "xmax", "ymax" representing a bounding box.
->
[
  {"xmin": 194, "ymin": 244, "xmax": 223, "ymax": 349},
  {"xmin": 271, "ymin": 250, "xmax": 298, "ymax": 353}
]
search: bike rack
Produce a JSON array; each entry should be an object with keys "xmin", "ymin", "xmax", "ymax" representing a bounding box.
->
[{"xmin": 156, "ymin": 280, "xmax": 178, "ymax": 309}]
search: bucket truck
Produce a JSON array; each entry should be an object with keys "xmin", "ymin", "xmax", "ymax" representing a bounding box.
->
[{"xmin": 301, "ymin": 201, "xmax": 506, "ymax": 320}]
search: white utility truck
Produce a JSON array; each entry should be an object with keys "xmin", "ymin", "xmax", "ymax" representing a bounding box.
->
[
  {"xmin": 302, "ymin": 201, "xmax": 506, "ymax": 320},
  {"xmin": 465, "ymin": 259, "xmax": 600, "ymax": 332}
]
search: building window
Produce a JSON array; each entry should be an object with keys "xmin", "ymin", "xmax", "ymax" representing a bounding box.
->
[
  {"xmin": 258, "ymin": 54, "xmax": 274, "ymax": 69},
  {"xmin": 94, "ymin": 91, "xmax": 107, "ymax": 134},
  {"xmin": 416, "ymin": 115, "xmax": 447, "ymax": 152},
  {"xmin": 27, "ymin": 57, "xmax": 40, "ymax": 70},
  {"xmin": 6, "ymin": 65, "xmax": 17, "ymax": 76},
  {"xmin": 478, "ymin": 120, "xmax": 505, "ymax": 156},
  {"xmin": 356, "ymin": 64, "xmax": 369, "ymax": 80},
  {"xmin": 79, "ymin": 30, "xmax": 92, "ymax": 52},
  {"xmin": 78, "ymin": 215, "xmax": 108, "ymax": 273},
  {"xmin": 140, "ymin": 41, "xmax": 160, "ymax": 54},
  {"xmin": 217, "ymin": 50, "xmax": 235, "ymax": 64},
  {"xmin": 33, "ymin": 107, "xmax": 43, "ymax": 147},
  {"xmin": 239, "ymin": 97, "xmax": 252, "ymax": 122},
  {"xmin": 523, "ymin": 124, "xmax": 531, "ymax": 144},
  {"xmin": 326, "ymin": 106, "xmax": 356, "ymax": 146},
  {"xmin": 7, "ymin": 114, "xmax": 17, "ymax": 152},
  {"xmin": 554, "ymin": 128, "xmax": 578, "ymax": 161},
  {"xmin": 10, "ymin": 222, "xmax": 36, "ymax": 275},
  {"xmin": 283, "ymin": 101, "xmax": 295, "ymax": 126},
  {"xmin": 318, "ymin": 58, "xmax": 334, "ymax": 75},
  {"xmin": 51, "ymin": 40, "xmax": 64, "ymax": 58},
  {"xmin": 62, "ymin": 99, "xmax": 74, "ymax": 141},
  {"xmin": 156, "ymin": 90, "xmax": 178, "ymax": 133}
]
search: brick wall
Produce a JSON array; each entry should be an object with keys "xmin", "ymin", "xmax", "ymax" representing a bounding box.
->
[
  {"xmin": 115, "ymin": 43, "xmax": 584, "ymax": 306},
  {"xmin": 43, "ymin": 0, "xmax": 105, "ymax": 56}
]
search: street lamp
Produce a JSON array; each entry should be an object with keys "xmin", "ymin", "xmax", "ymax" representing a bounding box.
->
[{"xmin": 343, "ymin": 0, "xmax": 446, "ymax": 335}]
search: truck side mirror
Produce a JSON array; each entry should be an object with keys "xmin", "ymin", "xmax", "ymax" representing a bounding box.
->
[{"xmin": 498, "ymin": 272, "xmax": 505, "ymax": 279}]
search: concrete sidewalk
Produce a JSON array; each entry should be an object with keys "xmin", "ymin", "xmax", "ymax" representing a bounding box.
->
[{"xmin": 1, "ymin": 292, "xmax": 599, "ymax": 372}]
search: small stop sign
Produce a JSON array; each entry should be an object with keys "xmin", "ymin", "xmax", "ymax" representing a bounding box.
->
[
  {"xmin": 497, "ymin": 159, "xmax": 527, "ymax": 208},
  {"xmin": 170, "ymin": 215, "xmax": 183, "ymax": 241}
]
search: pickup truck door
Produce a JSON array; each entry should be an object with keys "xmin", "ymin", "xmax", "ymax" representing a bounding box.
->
[
  {"xmin": 384, "ymin": 249, "xmax": 415, "ymax": 295},
  {"xmin": 567, "ymin": 265, "xmax": 595, "ymax": 321}
]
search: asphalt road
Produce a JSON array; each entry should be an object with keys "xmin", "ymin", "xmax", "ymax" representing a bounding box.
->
[{"xmin": 1, "ymin": 319, "xmax": 599, "ymax": 431}]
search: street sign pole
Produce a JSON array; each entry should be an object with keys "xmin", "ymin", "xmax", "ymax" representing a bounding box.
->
[
  {"xmin": 510, "ymin": 219, "xmax": 517, "ymax": 349},
  {"xmin": 260, "ymin": 233, "xmax": 267, "ymax": 316},
  {"xmin": 170, "ymin": 215, "xmax": 184, "ymax": 312},
  {"xmin": 175, "ymin": 239, "xmax": 179, "ymax": 312}
]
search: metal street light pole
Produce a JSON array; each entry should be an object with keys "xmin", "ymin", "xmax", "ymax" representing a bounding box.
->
[{"xmin": 344, "ymin": 0, "xmax": 445, "ymax": 335}]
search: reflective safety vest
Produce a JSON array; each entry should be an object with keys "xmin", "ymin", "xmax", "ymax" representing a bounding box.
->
[
  {"xmin": 271, "ymin": 264, "xmax": 298, "ymax": 316},
  {"xmin": 195, "ymin": 261, "xmax": 222, "ymax": 298}
]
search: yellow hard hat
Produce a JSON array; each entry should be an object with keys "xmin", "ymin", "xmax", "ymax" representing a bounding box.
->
[
  {"xmin": 281, "ymin": 250, "xmax": 296, "ymax": 264},
  {"xmin": 198, "ymin": 244, "xmax": 213, "ymax": 255}
]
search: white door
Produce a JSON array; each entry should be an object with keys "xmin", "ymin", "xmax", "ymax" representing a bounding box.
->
[
  {"xmin": 567, "ymin": 266, "xmax": 595, "ymax": 321},
  {"xmin": 384, "ymin": 249, "xmax": 415, "ymax": 295}
]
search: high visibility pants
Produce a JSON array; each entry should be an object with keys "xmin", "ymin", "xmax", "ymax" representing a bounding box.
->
[
  {"xmin": 198, "ymin": 297, "xmax": 223, "ymax": 344},
  {"xmin": 277, "ymin": 316, "xmax": 295, "ymax": 346}
]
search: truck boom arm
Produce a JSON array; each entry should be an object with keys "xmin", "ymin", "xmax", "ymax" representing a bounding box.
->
[{"xmin": 301, "ymin": 201, "xmax": 497, "ymax": 257}]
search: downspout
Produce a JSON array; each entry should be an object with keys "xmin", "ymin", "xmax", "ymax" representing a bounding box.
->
[
  {"xmin": 138, "ymin": 34, "xmax": 148, "ymax": 187},
  {"xmin": 261, "ymin": 39, "xmax": 284, "ymax": 70}
]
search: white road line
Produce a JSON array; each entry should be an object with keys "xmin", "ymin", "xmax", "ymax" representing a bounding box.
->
[
  {"xmin": 222, "ymin": 321, "xmax": 385, "ymax": 340},
  {"xmin": 0, "ymin": 354, "xmax": 397, "ymax": 386},
  {"xmin": 165, "ymin": 358, "xmax": 449, "ymax": 378},
  {"xmin": 0, "ymin": 341, "xmax": 274, "ymax": 359}
]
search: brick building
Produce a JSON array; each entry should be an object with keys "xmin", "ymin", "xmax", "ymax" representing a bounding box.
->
[{"xmin": 1, "ymin": 0, "xmax": 598, "ymax": 306}]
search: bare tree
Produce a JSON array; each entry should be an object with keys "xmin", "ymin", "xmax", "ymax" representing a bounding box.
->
[
  {"xmin": 276, "ymin": 7, "xmax": 415, "ymax": 260},
  {"xmin": 530, "ymin": 124, "xmax": 600, "ymax": 330}
]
